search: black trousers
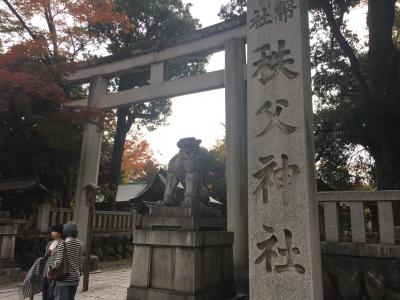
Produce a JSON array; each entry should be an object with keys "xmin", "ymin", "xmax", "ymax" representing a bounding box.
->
[
  {"xmin": 57, "ymin": 285, "xmax": 78, "ymax": 300},
  {"xmin": 42, "ymin": 278, "xmax": 55, "ymax": 300}
]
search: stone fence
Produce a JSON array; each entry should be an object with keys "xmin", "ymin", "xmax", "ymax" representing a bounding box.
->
[
  {"xmin": 36, "ymin": 204, "xmax": 136, "ymax": 234},
  {"xmin": 318, "ymin": 190, "xmax": 400, "ymax": 256},
  {"xmin": 316, "ymin": 191, "xmax": 400, "ymax": 299}
]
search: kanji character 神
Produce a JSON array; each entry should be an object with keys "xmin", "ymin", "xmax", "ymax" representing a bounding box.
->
[{"xmin": 253, "ymin": 154, "xmax": 300, "ymax": 205}]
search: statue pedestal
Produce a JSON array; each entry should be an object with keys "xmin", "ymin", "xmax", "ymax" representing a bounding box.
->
[
  {"xmin": 128, "ymin": 208, "xmax": 236, "ymax": 300},
  {"xmin": 142, "ymin": 206, "xmax": 227, "ymax": 231},
  {"xmin": 0, "ymin": 213, "xmax": 21, "ymax": 283}
]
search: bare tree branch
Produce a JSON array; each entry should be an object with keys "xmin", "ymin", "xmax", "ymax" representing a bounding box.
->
[
  {"xmin": 322, "ymin": 0, "xmax": 370, "ymax": 101},
  {"xmin": 2, "ymin": 0, "xmax": 37, "ymax": 40}
]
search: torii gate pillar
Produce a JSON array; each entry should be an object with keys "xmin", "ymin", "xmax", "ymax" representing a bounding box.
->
[
  {"xmin": 225, "ymin": 38, "xmax": 249, "ymax": 294},
  {"xmin": 73, "ymin": 76, "xmax": 106, "ymax": 244}
]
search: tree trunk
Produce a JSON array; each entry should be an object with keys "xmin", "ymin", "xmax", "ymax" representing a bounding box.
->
[
  {"xmin": 368, "ymin": 0, "xmax": 398, "ymax": 88},
  {"xmin": 108, "ymin": 107, "xmax": 130, "ymax": 210},
  {"xmin": 370, "ymin": 133, "xmax": 400, "ymax": 225},
  {"xmin": 366, "ymin": 0, "xmax": 400, "ymax": 189},
  {"xmin": 108, "ymin": 75, "xmax": 136, "ymax": 210}
]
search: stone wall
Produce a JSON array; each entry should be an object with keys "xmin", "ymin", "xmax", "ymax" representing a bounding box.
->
[
  {"xmin": 14, "ymin": 233, "xmax": 133, "ymax": 269},
  {"xmin": 322, "ymin": 255, "xmax": 400, "ymax": 300},
  {"xmin": 91, "ymin": 234, "xmax": 133, "ymax": 262}
]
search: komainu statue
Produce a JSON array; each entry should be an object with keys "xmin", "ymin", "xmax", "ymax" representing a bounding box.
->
[{"xmin": 162, "ymin": 137, "xmax": 210, "ymax": 208}]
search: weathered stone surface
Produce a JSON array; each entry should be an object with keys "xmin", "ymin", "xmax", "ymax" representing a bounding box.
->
[
  {"xmin": 336, "ymin": 261, "xmax": 362, "ymax": 300},
  {"xmin": 389, "ymin": 260, "xmax": 400, "ymax": 291},
  {"xmin": 127, "ymin": 281, "xmax": 236, "ymax": 300},
  {"xmin": 73, "ymin": 76, "xmax": 106, "ymax": 244},
  {"xmin": 128, "ymin": 228, "xmax": 235, "ymax": 300},
  {"xmin": 0, "ymin": 267, "xmax": 21, "ymax": 283},
  {"xmin": 386, "ymin": 293, "xmax": 400, "ymax": 300},
  {"xmin": 321, "ymin": 241, "xmax": 400, "ymax": 258},
  {"xmin": 0, "ymin": 218, "xmax": 18, "ymax": 281},
  {"xmin": 143, "ymin": 206, "xmax": 226, "ymax": 231},
  {"xmin": 225, "ymin": 37, "xmax": 249, "ymax": 294},
  {"xmin": 322, "ymin": 271, "xmax": 336, "ymax": 300},
  {"xmin": 148, "ymin": 206, "xmax": 221, "ymax": 218},
  {"xmin": 321, "ymin": 255, "xmax": 400, "ymax": 300},
  {"xmin": 247, "ymin": 0, "xmax": 322, "ymax": 298},
  {"xmin": 89, "ymin": 255, "xmax": 99, "ymax": 272},
  {"xmin": 363, "ymin": 262, "xmax": 385, "ymax": 300},
  {"xmin": 133, "ymin": 230, "xmax": 234, "ymax": 248},
  {"xmin": 0, "ymin": 211, "xmax": 10, "ymax": 219}
]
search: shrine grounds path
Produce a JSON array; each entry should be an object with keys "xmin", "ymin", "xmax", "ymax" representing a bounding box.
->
[{"xmin": 0, "ymin": 266, "xmax": 130, "ymax": 300}]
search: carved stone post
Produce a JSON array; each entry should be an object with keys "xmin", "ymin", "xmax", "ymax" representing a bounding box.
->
[{"xmin": 247, "ymin": 0, "xmax": 323, "ymax": 298}]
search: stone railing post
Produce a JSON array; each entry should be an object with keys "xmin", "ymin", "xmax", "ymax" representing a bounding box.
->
[
  {"xmin": 131, "ymin": 210, "xmax": 137, "ymax": 232},
  {"xmin": 36, "ymin": 203, "xmax": 51, "ymax": 232},
  {"xmin": 349, "ymin": 202, "xmax": 366, "ymax": 243},
  {"xmin": 378, "ymin": 201, "xmax": 395, "ymax": 244},
  {"xmin": 323, "ymin": 202, "xmax": 340, "ymax": 242}
]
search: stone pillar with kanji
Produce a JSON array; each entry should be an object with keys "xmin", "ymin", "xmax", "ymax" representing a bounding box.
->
[{"xmin": 247, "ymin": 0, "xmax": 323, "ymax": 299}]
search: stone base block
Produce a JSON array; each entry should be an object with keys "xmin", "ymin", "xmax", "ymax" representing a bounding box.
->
[
  {"xmin": 0, "ymin": 211, "xmax": 10, "ymax": 219},
  {"xmin": 89, "ymin": 255, "xmax": 99, "ymax": 272},
  {"xmin": 127, "ymin": 281, "xmax": 236, "ymax": 300},
  {"xmin": 142, "ymin": 215, "xmax": 226, "ymax": 231},
  {"xmin": 0, "ymin": 267, "xmax": 21, "ymax": 283},
  {"xmin": 128, "ymin": 229, "xmax": 236, "ymax": 300},
  {"xmin": 143, "ymin": 207, "xmax": 226, "ymax": 231}
]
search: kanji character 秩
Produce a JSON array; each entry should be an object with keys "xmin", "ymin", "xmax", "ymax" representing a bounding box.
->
[{"xmin": 253, "ymin": 40, "xmax": 299, "ymax": 84}]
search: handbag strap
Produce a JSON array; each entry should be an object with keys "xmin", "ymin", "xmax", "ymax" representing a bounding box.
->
[{"xmin": 62, "ymin": 240, "xmax": 69, "ymax": 265}]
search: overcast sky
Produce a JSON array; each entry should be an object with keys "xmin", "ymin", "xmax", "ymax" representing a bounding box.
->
[{"xmin": 143, "ymin": 1, "xmax": 368, "ymax": 165}]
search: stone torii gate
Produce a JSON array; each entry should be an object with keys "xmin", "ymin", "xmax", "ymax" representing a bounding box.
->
[
  {"xmin": 67, "ymin": 0, "xmax": 323, "ymax": 297},
  {"xmin": 68, "ymin": 16, "xmax": 250, "ymax": 292}
]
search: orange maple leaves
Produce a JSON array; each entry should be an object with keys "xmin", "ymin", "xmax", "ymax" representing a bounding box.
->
[
  {"xmin": 121, "ymin": 137, "xmax": 159, "ymax": 182},
  {"xmin": 4, "ymin": 0, "xmax": 133, "ymax": 61}
]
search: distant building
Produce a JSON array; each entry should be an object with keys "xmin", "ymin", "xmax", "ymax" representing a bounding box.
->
[
  {"xmin": 101, "ymin": 173, "xmax": 223, "ymax": 214},
  {"xmin": 0, "ymin": 176, "xmax": 48, "ymax": 219}
]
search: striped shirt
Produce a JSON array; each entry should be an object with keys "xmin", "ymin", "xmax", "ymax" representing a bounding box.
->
[
  {"xmin": 50, "ymin": 238, "xmax": 85, "ymax": 286},
  {"xmin": 43, "ymin": 239, "xmax": 61, "ymax": 278}
]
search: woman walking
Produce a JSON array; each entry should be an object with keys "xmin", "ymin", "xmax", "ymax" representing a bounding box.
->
[
  {"xmin": 49, "ymin": 222, "xmax": 84, "ymax": 300},
  {"xmin": 19, "ymin": 225, "xmax": 63, "ymax": 300},
  {"xmin": 42, "ymin": 225, "xmax": 63, "ymax": 300}
]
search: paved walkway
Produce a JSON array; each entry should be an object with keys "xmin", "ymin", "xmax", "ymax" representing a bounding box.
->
[{"xmin": 0, "ymin": 267, "xmax": 130, "ymax": 300}]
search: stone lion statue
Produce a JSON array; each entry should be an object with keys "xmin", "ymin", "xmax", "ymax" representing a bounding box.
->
[{"xmin": 162, "ymin": 137, "xmax": 210, "ymax": 208}]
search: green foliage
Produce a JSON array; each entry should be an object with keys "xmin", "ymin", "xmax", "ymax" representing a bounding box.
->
[
  {"xmin": 218, "ymin": 0, "xmax": 247, "ymax": 20},
  {"xmin": 311, "ymin": 8, "xmax": 375, "ymax": 189},
  {"xmin": 199, "ymin": 146, "xmax": 226, "ymax": 207},
  {"xmin": 311, "ymin": 3, "xmax": 400, "ymax": 189}
]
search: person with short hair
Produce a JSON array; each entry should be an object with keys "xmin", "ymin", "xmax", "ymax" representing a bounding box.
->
[
  {"xmin": 42, "ymin": 224, "xmax": 63, "ymax": 300},
  {"xmin": 49, "ymin": 222, "xmax": 84, "ymax": 300}
]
